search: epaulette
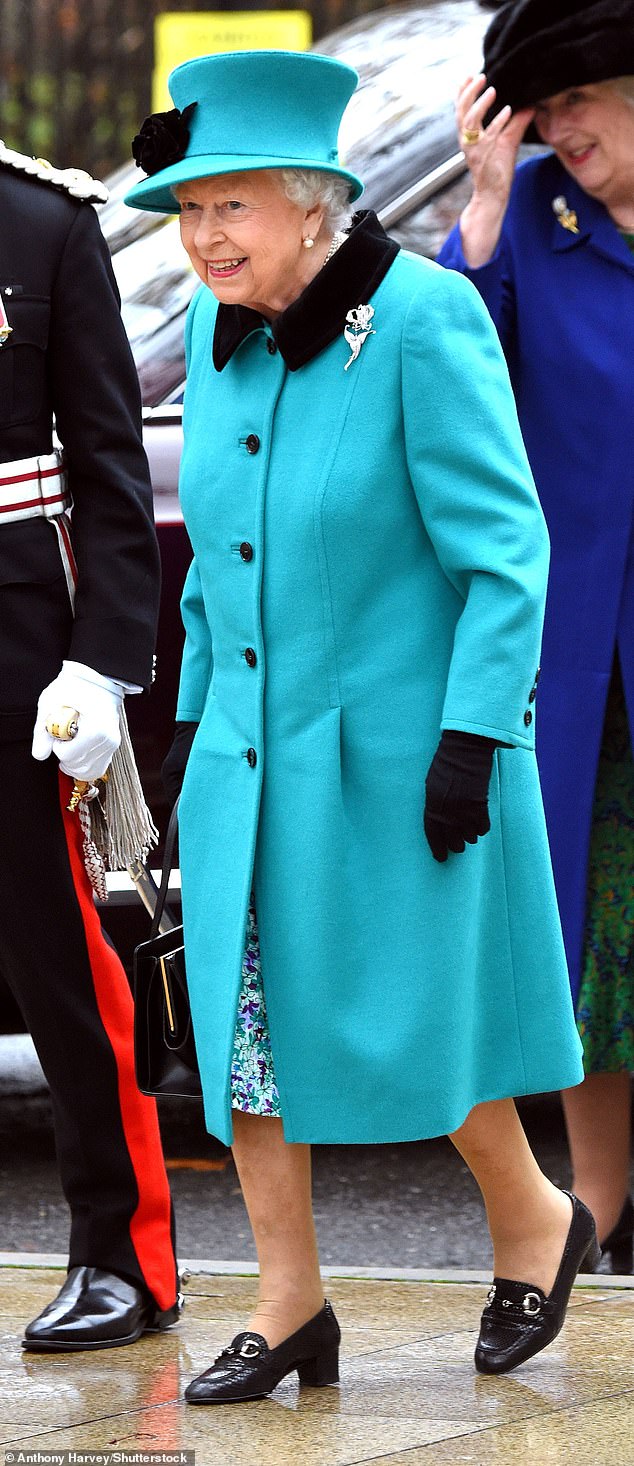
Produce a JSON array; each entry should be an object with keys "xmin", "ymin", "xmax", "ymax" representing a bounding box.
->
[{"xmin": 0, "ymin": 140, "xmax": 108, "ymax": 203}]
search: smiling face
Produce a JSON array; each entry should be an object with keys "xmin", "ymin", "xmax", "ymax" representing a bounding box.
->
[
  {"xmin": 175, "ymin": 170, "xmax": 327, "ymax": 318},
  {"xmin": 533, "ymin": 83, "xmax": 634, "ymax": 220}
]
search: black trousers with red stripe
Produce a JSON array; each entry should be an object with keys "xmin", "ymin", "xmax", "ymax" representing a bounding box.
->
[{"xmin": 0, "ymin": 740, "xmax": 178, "ymax": 1311}]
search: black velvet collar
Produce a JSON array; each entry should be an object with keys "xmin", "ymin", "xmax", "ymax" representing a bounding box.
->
[{"xmin": 212, "ymin": 211, "xmax": 399, "ymax": 372}]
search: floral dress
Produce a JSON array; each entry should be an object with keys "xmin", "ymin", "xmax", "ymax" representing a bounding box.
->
[
  {"xmin": 576, "ymin": 659, "xmax": 634, "ymax": 1073},
  {"xmin": 230, "ymin": 895, "xmax": 281, "ymax": 1116}
]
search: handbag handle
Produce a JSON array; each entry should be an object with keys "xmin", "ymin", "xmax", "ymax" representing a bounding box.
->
[{"xmin": 150, "ymin": 797, "xmax": 180, "ymax": 940}]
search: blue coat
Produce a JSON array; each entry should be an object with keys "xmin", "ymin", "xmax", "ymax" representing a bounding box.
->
[
  {"xmin": 176, "ymin": 219, "xmax": 582, "ymax": 1145},
  {"xmin": 439, "ymin": 156, "xmax": 634, "ymax": 1005}
]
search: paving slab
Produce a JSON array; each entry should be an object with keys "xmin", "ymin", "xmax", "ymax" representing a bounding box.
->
[{"xmin": 0, "ymin": 1265, "xmax": 632, "ymax": 1465}]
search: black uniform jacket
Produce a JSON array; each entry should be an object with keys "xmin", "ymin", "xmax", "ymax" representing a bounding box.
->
[{"xmin": 0, "ymin": 163, "xmax": 160, "ymax": 740}]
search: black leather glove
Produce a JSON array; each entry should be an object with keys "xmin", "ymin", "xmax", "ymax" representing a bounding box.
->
[
  {"xmin": 161, "ymin": 721, "xmax": 198, "ymax": 807},
  {"xmin": 424, "ymin": 730, "xmax": 497, "ymax": 863}
]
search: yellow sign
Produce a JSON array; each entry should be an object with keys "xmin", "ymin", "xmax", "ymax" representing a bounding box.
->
[{"xmin": 153, "ymin": 11, "xmax": 313, "ymax": 110}]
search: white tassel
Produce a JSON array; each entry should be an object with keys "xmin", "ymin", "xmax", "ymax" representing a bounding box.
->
[{"xmin": 88, "ymin": 703, "xmax": 158, "ymax": 872}]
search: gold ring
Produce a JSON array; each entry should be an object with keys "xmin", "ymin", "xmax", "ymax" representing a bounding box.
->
[
  {"xmin": 46, "ymin": 707, "xmax": 80, "ymax": 741},
  {"xmin": 462, "ymin": 127, "xmax": 483, "ymax": 145}
]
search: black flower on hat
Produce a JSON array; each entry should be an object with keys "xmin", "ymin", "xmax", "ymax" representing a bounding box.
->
[{"xmin": 132, "ymin": 102, "xmax": 197, "ymax": 176}]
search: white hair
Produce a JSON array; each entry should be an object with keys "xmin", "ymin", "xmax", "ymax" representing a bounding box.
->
[
  {"xmin": 280, "ymin": 168, "xmax": 355, "ymax": 232},
  {"xmin": 611, "ymin": 75, "xmax": 634, "ymax": 107}
]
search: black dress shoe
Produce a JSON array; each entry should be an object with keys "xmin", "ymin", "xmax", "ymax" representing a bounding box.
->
[
  {"xmin": 600, "ymin": 1196, "xmax": 634, "ymax": 1275},
  {"xmin": 475, "ymin": 1193, "xmax": 600, "ymax": 1375},
  {"xmin": 22, "ymin": 1266, "xmax": 182, "ymax": 1352},
  {"xmin": 185, "ymin": 1300, "xmax": 340, "ymax": 1404}
]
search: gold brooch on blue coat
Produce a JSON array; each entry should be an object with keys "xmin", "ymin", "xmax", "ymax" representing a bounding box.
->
[
  {"xmin": 343, "ymin": 304, "xmax": 375, "ymax": 370},
  {"xmin": 552, "ymin": 196, "xmax": 579, "ymax": 234},
  {"xmin": 0, "ymin": 288, "xmax": 12, "ymax": 347}
]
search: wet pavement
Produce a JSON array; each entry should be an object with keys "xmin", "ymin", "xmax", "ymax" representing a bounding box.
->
[
  {"xmin": 1, "ymin": 1264, "xmax": 633, "ymax": 1463},
  {"xmin": 2, "ymin": 1036, "xmax": 634, "ymax": 1460}
]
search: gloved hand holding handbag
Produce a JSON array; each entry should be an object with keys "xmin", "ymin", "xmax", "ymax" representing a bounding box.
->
[
  {"xmin": 424, "ymin": 730, "xmax": 498, "ymax": 863},
  {"xmin": 161, "ymin": 721, "xmax": 199, "ymax": 807}
]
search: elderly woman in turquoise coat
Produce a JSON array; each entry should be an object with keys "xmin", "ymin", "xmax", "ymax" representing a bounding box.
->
[{"xmin": 127, "ymin": 50, "xmax": 596, "ymax": 1401}]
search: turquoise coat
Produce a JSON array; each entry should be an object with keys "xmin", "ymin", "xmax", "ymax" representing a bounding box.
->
[{"xmin": 176, "ymin": 218, "xmax": 583, "ymax": 1145}]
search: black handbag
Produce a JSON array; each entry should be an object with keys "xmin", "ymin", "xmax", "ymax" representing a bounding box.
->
[{"xmin": 133, "ymin": 800, "xmax": 202, "ymax": 1096}]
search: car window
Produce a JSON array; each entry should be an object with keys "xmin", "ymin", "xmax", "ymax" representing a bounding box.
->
[
  {"xmin": 320, "ymin": 0, "xmax": 488, "ymax": 210},
  {"xmin": 389, "ymin": 172, "xmax": 473, "ymax": 257},
  {"xmin": 111, "ymin": 220, "xmax": 197, "ymax": 407}
]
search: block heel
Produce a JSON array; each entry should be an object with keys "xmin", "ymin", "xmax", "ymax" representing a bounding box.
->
[
  {"xmin": 601, "ymin": 1197, "xmax": 634, "ymax": 1275},
  {"xmin": 607, "ymin": 1234, "xmax": 634, "ymax": 1274},
  {"xmin": 297, "ymin": 1344, "xmax": 340, "ymax": 1386},
  {"xmin": 582, "ymin": 1236, "xmax": 602, "ymax": 1273},
  {"xmin": 185, "ymin": 1299, "xmax": 342, "ymax": 1403}
]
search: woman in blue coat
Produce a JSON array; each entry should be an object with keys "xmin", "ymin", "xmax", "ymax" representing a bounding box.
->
[
  {"xmin": 438, "ymin": 0, "xmax": 634, "ymax": 1270},
  {"xmin": 127, "ymin": 49, "xmax": 594, "ymax": 1398}
]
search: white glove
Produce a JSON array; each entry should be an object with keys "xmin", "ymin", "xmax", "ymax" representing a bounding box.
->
[{"xmin": 32, "ymin": 661, "xmax": 124, "ymax": 779}]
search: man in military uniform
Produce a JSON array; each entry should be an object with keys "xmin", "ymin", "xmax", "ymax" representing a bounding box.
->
[{"xmin": 0, "ymin": 142, "xmax": 180, "ymax": 1350}]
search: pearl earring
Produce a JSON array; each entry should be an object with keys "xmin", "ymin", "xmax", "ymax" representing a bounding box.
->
[{"xmin": 303, "ymin": 237, "xmax": 315, "ymax": 249}]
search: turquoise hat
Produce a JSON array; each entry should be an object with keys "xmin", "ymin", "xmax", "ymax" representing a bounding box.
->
[{"xmin": 125, "ymin": 50, "xmax": 363, "ymax": 213}]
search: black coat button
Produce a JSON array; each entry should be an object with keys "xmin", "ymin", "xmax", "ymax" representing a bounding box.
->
[
  {"xmin": 239, "ymin": 542, "xmax": 253, "ymax": 562},
  {"xmin": 245, "ymin": 434, "xmax": 260, "ymax": 454},
  {"xmin": 524, "ymin": 710, "xmax": 533, "ymax": 727},
  {"xmin": 529, "ymin": 686, "xmax": 537, "ymax": 703},
  {"xmin": 246, "ymin": 747, "xmax": 257, "ymax": 768},
  {"xmin": 266, "ymin": 339, "xmax": 277, "ymax": 355},
  {"xmin": 244, "ymin": 647, "xmax": 257, "ymax": 668}
]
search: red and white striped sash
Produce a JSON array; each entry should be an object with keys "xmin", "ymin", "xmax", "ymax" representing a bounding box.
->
[{"xmin": 0, "ymin": 451, "xmax": 70, "ymax": 523}]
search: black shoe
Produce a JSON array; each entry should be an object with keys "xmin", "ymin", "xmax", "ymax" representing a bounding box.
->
[
  {"xmin": 185, "ymin": 1300, "xmax": 340, "ymax": 1404},
  {"xmin": 475, "ymin": 1193, "xmax": 600, "ymax": 1375},
  {"xmin": 22, "ymin": 1266, "xmax": 182, "ymax": 1352},
  {"xmin": 600, "ymin": 1196, "xmax": 634, "ymax": 1275}
]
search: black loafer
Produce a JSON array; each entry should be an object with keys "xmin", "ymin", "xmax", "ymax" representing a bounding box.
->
[
  {"xmin": 185, "ymin": 1299, "xmax": 340, "ymax": 1404},
  {"xmin": 475, "ymin": 1192, "xmax": 600, "ymax": 1375},
  {"xmin": 599, "ymin": 1195, "xmax": 634, "ymax": 1275},
  {"xmin": 22, "ymin": 1266, "xmax": 182, "ymax": 1352}
]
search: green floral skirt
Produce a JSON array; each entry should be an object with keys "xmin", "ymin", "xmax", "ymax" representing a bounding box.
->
[
  {"xmin": 576, "ymin": 664, "xmax": 634, "ymax": 1073},
  {"xmin": 230, "ymin": 895, "xmax": 281, "ymax": 1116}
]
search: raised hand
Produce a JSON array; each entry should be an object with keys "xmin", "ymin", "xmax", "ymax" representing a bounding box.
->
[{"xmin": 457, "ymin": 74, "xmax": 535, "ymax": 267}]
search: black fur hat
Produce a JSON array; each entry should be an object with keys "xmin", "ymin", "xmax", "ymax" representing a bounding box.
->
[{"xmin": 482, "ymin": 0, "xmax": 634, "ymax": 137}]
